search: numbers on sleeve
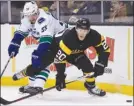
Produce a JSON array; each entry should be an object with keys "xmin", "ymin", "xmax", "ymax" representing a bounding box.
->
[
  {"xmin": 102, "ymin": 40, "xmax": 109, "ymax": 50},
  {"xmin": 56, "ymin": 49, "xmax": 66, "ymax": 62}
]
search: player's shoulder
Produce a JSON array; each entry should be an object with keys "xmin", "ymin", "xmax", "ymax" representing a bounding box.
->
[
  {"xmin": 36, "ymin": 9, "xmax": 50, "ymax": 26},
  {"xmin": 62, "ymin": 27, "xmax": 76, "ymax": 44},
  {"xmin": 88, "ymin": 28, "xmax": 101, "ymax": 40},
  {"xmin": 21, "ymin": 17, "xmax": 31, "ymax": 26},
  {"xmin": 63, "ymin": 27, "xmax": 76, "ymax": 38},
  {"xmin": 86, "ymin": 28, "xmax": 101, "ymax": 46},
  {"xmin": 68, "ymin": 27, "xmax": 76, "ymax": 35},
  {"xmin": 90, "ymin": 28, "xmax": 100, "ymax": 35}
]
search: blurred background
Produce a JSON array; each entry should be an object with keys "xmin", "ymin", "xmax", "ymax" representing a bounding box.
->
[{"xmin": 0, "ymin": 0, "xmax": 133, "ymax": 24}]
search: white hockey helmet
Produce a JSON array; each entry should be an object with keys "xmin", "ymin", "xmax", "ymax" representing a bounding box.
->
[{"xmin": 22, "ymin": 1, "xmax": 39, "ymax": 16}]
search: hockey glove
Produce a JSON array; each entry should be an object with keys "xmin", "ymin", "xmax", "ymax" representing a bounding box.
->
[
  {"xmin": 94, "ymin": 61, "xmax": 105, "ymax": 77},
  {"xmin": 8, "ymin": 32, "xmax": 25, "ymax": 58},
  {"xmin": 56, "ymin": 73, "xmax": 66, "ymax": 91},
  {"xmin": 8, "ymin": 42, "xmax": 20, "ymax": 58}
]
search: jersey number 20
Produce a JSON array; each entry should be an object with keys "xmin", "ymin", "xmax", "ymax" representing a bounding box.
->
[{"xmin": 56, "ymin": 50, "xmax": 66, "ymax": 62}]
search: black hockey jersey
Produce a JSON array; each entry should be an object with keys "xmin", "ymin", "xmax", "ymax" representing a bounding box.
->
[{"xmin": 55, "ymin": 27, "xmax": 110, "ymax": 66}]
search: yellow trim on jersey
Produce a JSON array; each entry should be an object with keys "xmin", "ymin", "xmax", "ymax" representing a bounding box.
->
[
  {"xmin": 95, "ymin": 36, "xmax": 105, "ymax": 47},
  {"xmin": 60, "ymin": 60, "xmax": 67, "ymax": 63},
  {"xmin": 95, "ymin": 43, "xmax": 101, "ymax": 47},
  {"xmin": 101, "ymin": 36, "xmax": 105, "ymax": 41},
  {"xmin": 59, "ymin": 40, "xmax": 72, "ymax": 55},
  {"xmin": 104, "ymin": 48, "xmax": 110, "ymax": 52},
  {"xmin": 86, "ymin": 77, "xmax": 95, "ymax": 82}
]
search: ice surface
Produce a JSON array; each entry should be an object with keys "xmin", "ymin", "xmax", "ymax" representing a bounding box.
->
[{"xmin": 1, "ymin": 86, "xmax": 133, "ymax": 106}]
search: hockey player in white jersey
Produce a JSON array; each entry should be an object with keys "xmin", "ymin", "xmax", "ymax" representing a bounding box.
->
[{"xmin": 8, "ymin": 1, "xmax": 66, "ymax": 94}]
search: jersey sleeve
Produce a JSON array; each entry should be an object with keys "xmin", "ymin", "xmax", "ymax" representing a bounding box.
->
[
  {"xmin": 54, "ymin": 33, "xmax": 72, "ymax": 63},
  {"xmin": 10, "ymin": 18, "xmax": 30, "ymax": 45},
  {"xmin": 93, "ymin": 30, "xmax": 110, "ymax": 67},
  {"xmin": 15, "ymin": 17, "xmax": 30, "ymax": 38}
]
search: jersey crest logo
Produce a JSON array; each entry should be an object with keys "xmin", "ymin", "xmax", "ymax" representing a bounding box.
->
[
  {"xmin": 71, "ymin": 49, "xmax": 83, "ymax": 54},
  {"xmin": 38, "ymin": 17, "xmax": 45, "ymax": 24}
]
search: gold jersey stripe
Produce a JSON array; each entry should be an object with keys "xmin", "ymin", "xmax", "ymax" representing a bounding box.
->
[
  {"xmin": 59, "ymin": 40, "xmax": 72, "ymax": 55},
  {"xmin": 104, "ymin": 48, "xmax": 110, "ymax": 52},
  {"xmin": 59, "ymin": 60, "xmax": 67, "ymax": 63},
  {"xmin": 95, "ymin": 36, "xmax": 105, "ymax": 47},
  {"xmin": 86, "ymin": 77, "xmax": 95, "ymax": 82}
]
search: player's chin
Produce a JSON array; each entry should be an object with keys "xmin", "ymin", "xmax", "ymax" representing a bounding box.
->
[{"xmin": 30, "ymin": 20, "xmax": 36, "ymax": 24}]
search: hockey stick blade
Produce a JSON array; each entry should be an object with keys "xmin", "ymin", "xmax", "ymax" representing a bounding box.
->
[
  {"xmin": 0, "ymin": 97, "xmax": 10, "ymax": 105},
  {"xmin": 0, "ymin": 76, "xmax": 84, "ymax": 105}
]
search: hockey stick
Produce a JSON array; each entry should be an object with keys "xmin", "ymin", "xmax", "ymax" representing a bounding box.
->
[
  {"xmin": 0, "ymin": 52, "xmax": 14, "ymax": 78},
  {"xmin": 0, "ymin": 75, "xmax": 86, "ymax": 105},
  {"xmin": 0, "ymin": 57, "xmax": 11, "ymax": 78}
]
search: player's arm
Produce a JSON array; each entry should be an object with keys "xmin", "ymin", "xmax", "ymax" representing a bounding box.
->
[
  {"xmin": 94, "ymin": 35, "xmax": 110, "ymax": 67},
  {"xmin": 8, "ymin": 18, "xmax": 29, "ymax": 57},
  {"xmin": 31, "ymin": 18, "xmax": 54, "ymax": 68},
  {"xmin": 11, "ymin": 18, "xmax": 30, "ymax": 45},
  {"xmin": 93, "ymin": 31, "xmax": 110, "ymax": 77},
  {"xmin": 54, "ymin": 40, "xmax": 72, "ymax": 63},
  {"xmin": 54, "ymin": 40, "xmax": 72, "ymax": 91}
]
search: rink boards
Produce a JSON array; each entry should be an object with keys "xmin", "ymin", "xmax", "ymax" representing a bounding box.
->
[{"xmin": 1, "ymin": 24, "xmax": 133, "ymax": 96}]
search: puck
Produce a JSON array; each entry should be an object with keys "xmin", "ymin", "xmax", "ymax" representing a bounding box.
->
[{"xmin": 126, "ymin": 100, "xmax": 132, "ymax": 102}]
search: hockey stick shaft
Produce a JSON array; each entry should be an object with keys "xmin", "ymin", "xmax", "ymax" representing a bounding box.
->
[
  {"xmin": 0, "ymin": 52, "xmax": 14, "ymax": 78},
  {"xmin": 0, "ymin": 75, "xmax": 85, "ymax": 105}
]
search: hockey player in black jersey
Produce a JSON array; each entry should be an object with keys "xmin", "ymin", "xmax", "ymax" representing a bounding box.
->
[
  {"xmin": 12, "ymin": 18, "xmax": 110, "ymax": 96},
  {"xmin": 54, "ymin": 18, "xmax": 110, "ymax": 96}
]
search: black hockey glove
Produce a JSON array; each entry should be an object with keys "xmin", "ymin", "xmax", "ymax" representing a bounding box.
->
[
  {"xmin": 94, "ymin": 61, "xmax": 105, "ymax": 77},
  {"xmin": 56, "ymin": 73, "xmax": 66, "ymax": 91}
]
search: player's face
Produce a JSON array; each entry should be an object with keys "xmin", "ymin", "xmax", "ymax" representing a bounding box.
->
[
  {"xmin": 76, "ymin": 28, "xmax": 89, "ymax": 41},
  {"xmin": 28, "ymin": 13, "xmax": 38, "ymax": 23}
]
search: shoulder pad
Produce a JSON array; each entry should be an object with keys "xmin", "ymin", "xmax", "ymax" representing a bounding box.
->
[
  {"xmin": 21, "ymin": 17, "xmax": 31, "ymax": 25},
  {"xmin": 38, "ymin": 17, "xmax": 46, "ymax": 24}
]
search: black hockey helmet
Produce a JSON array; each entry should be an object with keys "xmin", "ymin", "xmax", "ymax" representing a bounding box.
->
[{"xmin": 76, "ymin": 18, "xmax": 90, "ymax": 30}]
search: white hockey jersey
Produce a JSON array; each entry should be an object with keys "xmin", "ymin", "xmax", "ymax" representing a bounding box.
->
[{"xmin": 16, "ymin": 9, "xmax": 66, "ymax": 40}]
